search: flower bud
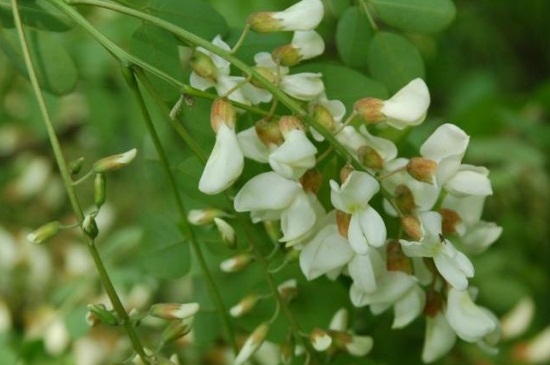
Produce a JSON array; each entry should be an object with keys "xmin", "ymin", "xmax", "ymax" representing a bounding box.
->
[
  {"xmin": 407, "ymin": 157, "xmax": 437, "ymax": 184},
  {"xmin": 220, "ymin": 253, "xmax": 253, "ymax": 273},
  {"xmin": 278, "ymin": 279, "xmax": 298, "ymax": 302},
  {"xmin": 278, "ymin": 116, "xmax": 306, "ymax": 138},
  {"xmin": 87, "ymin": 304, "xmax": 119, "ymax": 326},
  {"xmin": 94, "ymin": 173, "xmax": 106, "ymax": 208},
  {"xmin": 336, "ymin": 210, "xmax": 351, "ymax": 238},
  {"xmin": 310, "ymin": 328, "xmax": 332, "ymax": 351},
  {"xmin": 439, "ymin": 208, "xmax": 462, "ymax": 236},
  {"xmin": 187, "ymin": 208, "xmax": 226, "ymax": 226},
  {"xmin": 358, "ymin": 145, "xmax": 384, "ymax": 170},
  {"xmin": 211, "ymin": 98, "xmax": 236, "ymax": 132},
  {"xmin": 214, "ymin": 218, "xmax": 237, "ymax": 249},
  {"xmin": 354, "ymin": 98, "xmax": 385, "ymax": 124},
  {"xmin": 27, "ymin": 221, "xmax": 61, "ymax": 244},
  {"xmin": 93, "ymin": 149, "xmax": 137, "ymax": 173},
  {"xmin": 280, "ymin": 337, "xmax": 295, "ymax": 364},
  {"xmin": 255, "ymin": 118, "xmax": 283, "ymax": 146},
  {"xmin": 162, "ymin": 317, "xmax": 194, "ymax": 344},
  {"xmin": 82, "ymin": 214, "xmax": 99, "ymax": 239},
  {"xmin": 339, "ymin": 165, "xmax": 354, "ymax": 184},
  {"xmin": 149, "ymin": 302, "xmax": 200, "ymax": 320},
  {"xmin": 234, "ymin": 322, "xmax": 270, "ymax": 365},
  {"xmin": 300, "ymin": 169, "xmax": 322, "ymax": 194},
  {"xmin": 394, "ymin": 185, "xmax": 416, "ymax": 216},
  {"xmin": 272, "ymin": 44, "xmax": 302, "ymax": 66},
  {"xmin": 386, "ymin": 240, "xmax": 412, "ymax": 274},
  {"xmin": 401, "ymin": 216, "xmax": 423, "ymax": 241},
  {"xmin": 310, "ymin": 103, "xmax": 335, "ymax": 132},
  {"xmin": 247, "ymin": 12, "xmax": 282, "ymax": 33},
  {"xmin": 190, "ymin": 51, "xmax": 217, "ymax": 80},
  {"xmin": 230, "ymin": 294, "xmax": 259, "ymax": 318},
  {"xmin": 501, "ymin": 297, "xmax": 535, "ymax": 340},
  {"xmin": 251, "ymin": 66, "xmax": 279, "ymax": 88},
  {"xmin": 69, "ymin": 157, "xmax": 85, "ymax": 175},
  {"xmin": 331, "ymin": 331, "xmax": 373, "ymax": 357}
]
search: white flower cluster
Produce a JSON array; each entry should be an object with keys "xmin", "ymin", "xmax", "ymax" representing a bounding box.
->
[{"xmin": 189, "ymin": 0, "xmax": 502, "ymax": 363}]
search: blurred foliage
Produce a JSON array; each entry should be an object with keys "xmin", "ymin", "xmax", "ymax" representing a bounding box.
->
[{"xmin": 0, "ymin": 0, "xmax": 549, "ymax": 364}]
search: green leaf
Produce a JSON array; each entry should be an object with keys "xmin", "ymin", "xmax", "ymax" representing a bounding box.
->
[
  {"xmin": 295, "ymin": 62, "xmax": 388, "ymax": 110},
  {"xmin": 0, "ymin": 0, "xmax": 72, "ymax": 32},
  {"xmin": 143, "ymin": 0, "xmax": 228, "ymax": 41},
  {"xmin": 367, "ymin": 31, "xmax": 424, "ymax": 93},
  {"xmin": 371, "ymin": 0, "xmax": 456, "ymax": 34},
  {"xmin": 336, "ymin": 6, "xmax": 374, "ymax": 69},
  {"xmin": 0, "ymin": 28, "xmax": 77, "ymax": 95}
]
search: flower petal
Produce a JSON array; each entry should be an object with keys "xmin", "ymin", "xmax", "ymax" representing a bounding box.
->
[
  {"xmin": 269, "ymin": 130, "xmax": 317, "ymax": 180},
  {"xmin": 444, "ymin": 165, "xmax": 493, "ymax": 196},
  {"xmin": 420, "ymin": 123, "xmax": 469, "ymax": 163},
  {"xmin": 280, "ymin": 73, "xmax": 324, "ymax": 101},
  {"xmin": 234, "ymin": 172, "xmax": 299, "ymax": 212},
  {"xmin": 291, "ymin": 30, "xmax": 325, "ymax": 60},
  {"xmin": 273, "ymin": 0, "xmax": 324, "ymax": 31},
  {"xmin": 330, "ymin": 171, "xmax": 379, "ymax": 213},
  {"xmin": 280, "ymin": 191, "xmax": 317, "ymax": 242},
  {"xmin": 237, "ymin": 127, "xmax": 271, "ymax": 163},
  {"xmin": 381, "ymin": 78, "xmax": 430, "ymax": 129},
  {"xmin": 348, "ymin": 251, "xmax": 380, "ymax": 293},
  {"xmin": 422, "ymin": 312, "xmax": 457, "ymax": 363},
  {"xmin": 348, "ymin": 214, "xmax": 369, "ymax": 255},
  {"xmin": 358, "ymin": 207, "xmax": 386, "ymax": 248},
  {"xmin": 392, "ymin": 285, "xmax": 425, "ymax": 329}
]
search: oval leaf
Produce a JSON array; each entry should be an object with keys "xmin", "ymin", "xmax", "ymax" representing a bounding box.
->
[
  {"xmin": 336, "ymin": 6, "xmax": 374, "ymax": 69},
  {"xmin": 0, "ymin": 28, "xmax": 77, "ymax": 95},
  {"xmin": 0, "ymin": 0, "xmax": 72, "ymax": 32},
  {"xmin": 371, "ymin": 0, "xmax": 456, "ymax": 34},
  {"xmin": 367, "ymin": 31, "xmax": 425, "ymax": 93}
]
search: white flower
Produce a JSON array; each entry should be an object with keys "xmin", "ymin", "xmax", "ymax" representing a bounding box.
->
[
  {"xmin": 235, "ymin": 323, "xmax": 270, "ymax": 365},
  {"xmin": 400, "ymin": 211, "xmax": 474, "ymax": 290},
  {"xmin": 330, "ymin": 171, "xmax": 386, "ymax": 254},
  {"xmin": 234, "ymin": 172, "xmax": 317, "ymax": 242},
  {"xmin": 347, "ymin": 248, "xmax": 385, "ymax": 294},
  {"xmin": 249, "ymin": 0, "xmax": 324, "ymax": 32},
  {"xmin": 290, "ymin": 30, "xmax": 325, "ymax": 59},
  {"xmin": 501, "ymin": 297, "xmax": 534, "ymax": 340},
  {"xmin": 309, "ymin": 95, "xmax": 346, "ymax": 141},
  {"xmin": 237, "ymin": 126, "xmax": 273, "ymax": 163},
  {"xmin": 269, "ymin": 129, "xmax": 317, "ymax": 179},
  {"xmin": 214, "ymin": 218, "xmax": 236, "ymax": 248},
  {"xmin": 422, "ymin": 312, "xmax": 457, "ymax": 363},
  {"xmin": 420, "ymin": 124, "xmax": 493, "ymax": 197},
  {"xmin": 349, "ymin": 270, "xmax": 417, "ymax": 309},
  {"xmin": 199, "ymin": 123, "xmax": 244, "ymax": 194}
]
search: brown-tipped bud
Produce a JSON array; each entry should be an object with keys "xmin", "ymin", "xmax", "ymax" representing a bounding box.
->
[
  {"xmin": 27, "ymin": 221, "xmax": 61, "ymax": 244},
  {"xmin": 278, "ymin": 279, "xmax": 298, "ymax": 302},
  {"xmin": 247, "ymin": 12, "xmax": 281, "ymax": 33},
  {"xmin": 386, "ymin": 240, "xmax": 413, "ymax": 274},
  {"xmin": 211, "ymin": 98, "xmax": 236, "ymax": 132},
  {"xmin": 339, "ymin": 165, "xmax": 354, "ymax": 184},
  {"xmin": 220, "ymin": 253, "xmax": 253, "ymax": 273},
  {"xmin": 300, "ymin": 169, "xmax": 322, "ymax": 194},
  {"xmin": 251, "ymin": 66, "xmax": 279, "ymax": 88},
  {"xmin": 358, "ymin": 145, "xmax": 384, "ymax": 170},
  {"xmin": 336, "ymin": 210, "xmax": 351, "ymax": 238},
  {"xmin": 272, "ymin": 44, "xmax": 301, "ymax": 66},
  {"xmin": 424, "ymin": 290, "xmax": 444, "ymax": 317},
  {"xmin": 187, "ymin": 208, "xmax": 226, "ymax": 226},
  {"xmin": 439, "ymin": 208, "xmax": 462, "ymax": 236},
  {"xmin": 94, "ymin": 173, "xmax": 106, "ymax": 208},
  {"xmin": 230, "ymin": 294, "xmax": 259, "ymax": 318},
  {"xmin": 149, "ymin": 303, "xmax": 200, "ymax": 320},
  {"xmin": 394, "ymin": 185, "xmax": 416, "ymax": 216},
  {"xmin": 93, "ymin": 149, "xmax": 137, "ymax": 173},
  {"xmin": 280, "ymin": 337, "xmax": 295, "ymax": 364},
  {"xmin": 310, "ymin": 103, "xmax": 335, "ymax": 132},
  {"xmin": 190, "ymin": 51, "xmax": 217, "ymax": 81},
  {"xmin": 310, "ymin": 328, "xmax": 332, "ymax": 352},
  {"xmin": 255, "ymin": 118, "xmax": 284, "ymax": 146},
  {"xmin": 214, "ymin": 218, "xmax": 237, "ymax": 249},
  {"xmin": 82, "ymin": 215, "xmax": 99, "ymax": 239},
  {"xmin": 162, "ymin": 317, "xmax": 193, "ymax": 344},
  {"xmin": 234, "ymin": 322, "xmax": 270, "ymax": 365},
  {"xmin": 354, "ymin": 98, "xmax": 385, "ymax": 124},
  {"xmin": 401, "ymin": 216, "xmax": 423, "ymax": 241},
  {"xmin": 87, "ymin": 304, "xmax": 119, "ymax": 326},
  {"xmin": 407, "ymin": 157, "xmax": 437, "ymax": 184},
  {"xmin": 278, "ymin": 116, "xmax": 306, "ymax": 137}
]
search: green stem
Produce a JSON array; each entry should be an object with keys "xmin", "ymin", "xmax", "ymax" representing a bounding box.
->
[
  {"xmin": 122, "ymin": 67, "xmax": 238, "ymax": 353},
  {"xmin": 359, "ymin": 0, "xmax": 380, "ymax": 31},
  {"xmin": 10, "ymin": 1, "xmax": 149, "ymax": 363}
]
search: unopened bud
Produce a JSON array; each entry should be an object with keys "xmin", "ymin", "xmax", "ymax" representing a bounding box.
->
[
  {"xmin": 272, "ymin": 44, "xmax": 302, "ymax": 66},
  {"xmin": 187, "ymin": 208, "xmax": 226, "ymax": 226},
  {"xmin": 339, "ymin": 165, "xmax": 354, "ymax": 184},
  {"xmin": 354, "ymin": 98, "xmax": 385, "ymax": 124},
  {"xmin": 251, "ymin": 66, "xmax": 279, "ymax": 88},
  {"xmin": 280, "ymin": 337, "xmax": 295, "ymax": 364},
  {"xmin": 230, "ymin": 294, "xmax": 259, "ymax": 318},
  {"xmin": 423, "ymin": 290, "xmax": 444, "ymax": 317},
  {"xmin": 407, "ymin": 157, "xmax": 437, "ymax": 184},
  {"xmin": 211, "ymin": 98, "xmax": 236, "ymax": 132},
  {"xmin": 190, "ymin": 51, "xmax": 217, "ymax": 80},
  {"xmin": 300, "ymin": 169, "xmax": 322, "ymax": 194},
  {"xmin": 69, "ymin": 157, "xmax": 85, "ymax": 175},
  {"xmin": 331, "ymin": 331, "xmax": 373, "ymax": 357},
  {"xmin": 310, "ymin": 103, "xmax": 335, "ymax": 132},
  {"xmin": 394, "ymin": 185, "xmax": 416, "ymax": 216},
  {"xmin": 220, "ymin": 253, "xmax": 253, "ymax": 273},
  {"xmin": 82, "ymin": 214, "xmax": 99, "ymax": 239},
  {"xmin": 310, "ymin": 328, "xmax": 332, "ymax": 351},
  {"xmin": 234, "ymin": 322, "xmax": 270, "ymax": 365},
  {"xmin": 94, "ymin": 173, "xmax": 106, "ymax": 208},
  {"xmin": 329, "ymin": 308, "xmax": 349, "ymax": 332},
  {"xmin": 255, "ymin": 118, "xmax": 283, "ymax": 146},
  {"xmin": 401, "ymin": 216, "xmax": 423, "ymax": 241},
  {"xmin": 358, "ymin": 145, "xmax": 384, "ymax": 170},
  {"xmin": 514, "ymin": 327, "xmax": 550, "ymax": 364},
  {"xmin": 247, "ymin": 12, "xmax": 282, "ymax": 33},
  {"xmin": 87, "ymin": 304, "xmax": 119, "ymax": 326},
  {"xmin": 150, "ymin": 303, "xmax": 200, "ymax": 320},
  {"xmin": 278, "ymin": 116, "xmax": 306, "ymax": 138},
  {"xmin": 336, "ymin": 210, "xmax": 351, "ymax": 238},
  {"xmin": 386, "ymin": 240, "xmax": 413, "ymax": 274},
  {"xmin": 27, "ymin": 221, "xmax": 61, "ymax": 244},
  {"xmin": 93, "ymin": 149, "xmax": 137, "ymax": 173},
  {"xmin": 162, "ymin": 317, "xmax": 194, "ymax": 344},
  {"xmin": 501, "ymin": 297, "xmax": 535, "ymax": 340},
  {"xmin": 439, "ymin": 208, "xmax": 462, "ymax": 236},
  {"xmin": 212, "ymin": 219, "xmax": 235, "ymax": 250},
  {"xmin": 278, "ymin": 279, "xmax": 298, "ymax": 302}
]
